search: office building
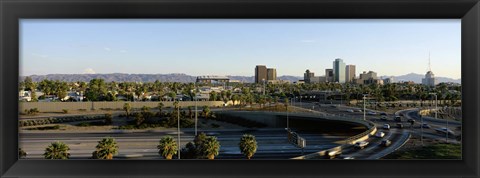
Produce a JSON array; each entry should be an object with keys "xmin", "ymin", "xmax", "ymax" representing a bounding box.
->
[
  {"xmin": 345, "ymin": 65, "xmax": 356, "ymax": 83},
  {"xmin": 255, "ymin": 65, "xmax": 267, "ymax": 84},
  {"xmin": 333, "ymin": 58, "xmax": 346, "ymax": 83},
  {"xmin": 267, "ymin": 68, "xmax": 277, "ymax": 81},
  {"xmin": 422, "ymin": 71, "xmax": 437, "ymax": 87},
  {"xmin": 304, "ymin": 69, "xmax": 315, "ymax": 83},
  {"xmin": 325, "ymin": 69, "xmax": 334, "ymax": 82}
]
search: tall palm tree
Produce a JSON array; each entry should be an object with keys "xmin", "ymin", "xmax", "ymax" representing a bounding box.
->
[
  {"xmin": 157, "ymin": 136, "xmax": 178, "ymax": 159},
  {"xmin": 202, "ymin": 136, "xmax": 220, "ymax": 160},
  {"xmin": 44, "ymin": 141, "xmax": 70, "ymax": 159},
  {"xmin": 158, "ymin": 102, "xmax": 164, "ymax": 113},
  {"xmin": 92, "ymin": 137, "xmax": 119, "ymax": 159},
  {"xmin": 123, "ymin": 103, "xmax": 131, "ymax": 118},
  {"xmin": 238, "ymin": 134, "xmax": 257, "ymax": 159}
]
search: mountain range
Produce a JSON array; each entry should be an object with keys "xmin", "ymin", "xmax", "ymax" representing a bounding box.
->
[{"xmin": 20, "ymin": 73, "xmax": 460, "ymax": 84}]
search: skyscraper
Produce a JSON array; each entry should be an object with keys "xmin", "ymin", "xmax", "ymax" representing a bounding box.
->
[
  {"xmin": 255, "ymin": 65, "xmax": 267, "ymax": 84},
  {"xmin": 422, "ymin": 71, "xmax": 437, "ymax": 87},
  {"xmin": 267, "ymin": 68, "xmax": 277, "ymax": 81},
  {"xmin": 345, "ymin": 65, "xmax": 356, "ymax": 83},
  {"xmin": 325, "ymin": 69, "xmax": 334, "ymax": 82},
  {"xmin": 333, "ymin": 58, "xmax": 346, "ymax": 83},
  {"xmin": 304, "ymin": 69, "xmax": 315, "ymax": 83}
]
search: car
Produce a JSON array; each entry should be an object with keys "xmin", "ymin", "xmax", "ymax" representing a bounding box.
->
[
  {"xmin": 325, "ymin": 150, "xmax": 342, "ymax": 159},
  {"xmin": 394, "ymin": 116, "xmax": 402, "ymax": 122},
  {"xmin": 346, "ymin": 109, "xmax": 354, "ymax": 113},
  {"xmin": 407, "ymin": 118, "xmax": 415, "ymax": 122},
  {"xmin": 375, "ymin": 131, "xmax": 385, "ymax": 138},
  {"xmin": 354, "ymin": 141, "xmax": 369, "ymax": 149},
  {"xmin": 381, "ymin": 139, "xmax": 392, "ymax": 147},
  {"xmin": 330, "ymin": 105, "xmax": 337, "ymax": 108},
  {"xmin": 422, "ymin": 123, "xmax": 431, "ymax": 128},
  {"xmin": 380, "ymin": 116, "xmax": 388, "ymax": 121},
  {"xmin": 396, "ymin": 123, "xmax": 404, "ymax": 129},
  {"xmin": 383, "ymin": 124, "xmax": 391, "ymax": 130},
  {"xmin": 355, "ymin": 109, "xmax": 363, "ymax": 112},
  {"xmin": 343, "ymin": 156, "xmax": 355, "ymax": 160},
  {"xmin": 380, "ymin": 112, "xmax": 387, "ymax": 116},
  {"xmin": 367, "ymin": 111, "xmax": 377, "ymax": 115}
]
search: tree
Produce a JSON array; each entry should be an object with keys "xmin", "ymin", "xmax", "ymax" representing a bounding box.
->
[
  {"xmin": 202, "ymin": 136, "xmax": 220, "ymax": 160},
  {"xmin": 104, "ymin": 113, "xmax": 113, "ymax": 125},
  {"xmin": 202, "ymin": 106, "xmax": 211, "ymax": 119},
  {"xmin": 85, "ymin": 79, "xmax": 107, "ymax": 101},
  {"xmin": 19, "ymin": 148, "xmax": 27, "ymax": 158},
  {"xmin": 158, "ymin": 102, "xmax": 164, "ymax": 113},
  {"xmin": 134, "ymin": 113, "xmax": 145, "ymax": 126},
  {"xmin": 123, "ymin": 103, "xmax": 131, "ymax": 118},
  {"xmin": 238, "ymin": 134, "xmax": 257, "ymax": 159},
  {"xmin": 44, "ymin": 141, "xmax": 70, "ymax": 159},
  {"xmin": 157, "ymin": 136, "xmax": 178, "ymax": 159},
  {"xmin": 92, "ymin": 137, "xmax": 119, "ymax": 159},
  {"xmin": 187, "ymin": 106, "xmax": 193, "ymax": 119}
]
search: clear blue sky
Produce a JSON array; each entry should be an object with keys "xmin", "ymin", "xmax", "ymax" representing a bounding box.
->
[{"xmin": 20, "ymin": 19, "xmax": 461, "ymax": 79}]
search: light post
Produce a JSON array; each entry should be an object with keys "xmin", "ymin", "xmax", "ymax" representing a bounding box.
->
[
  {"xmin": 363, "ymin": 94, "xmax": 368, "ymax": 121},
  {"xmin": 175, "ymin": 100, "xmax": 181, "ymax": 159},
  {"xmin": 286, "ymin": 98, "xmax": 290, "ymax": 130},
  {"xmin": 430, "ymin": 93, "xmax": 445, "ymax": 143},
  {"xmin": 194, "ymin": 82, "xmax": 198, "ymax": 136},
  {"xmin": 262, "ymin": 79, "xmax": 266, "ymax": 96}
]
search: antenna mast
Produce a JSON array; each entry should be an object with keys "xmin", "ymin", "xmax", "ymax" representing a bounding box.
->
[{"xmin": 428, "ymin": 52, "xmax": 431, "ymax": 72}]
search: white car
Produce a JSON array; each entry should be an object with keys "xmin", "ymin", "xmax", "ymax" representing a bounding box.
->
[
  {"xmin": 383, "ymin": 124, "xmax": 391, "ymax": 130},
  {"xmin": 346, "ymin": 109, "xmax": 354, "ymax": 113},
  {"xmin": 367, "ymin": 111, "xmax": 377, "ymax": 115},
  {"xmin": 354, "ymin": 141, "xmax": 369, "ymax": 149},
  {"xmin": 375, "ymin": 131, "xmax": 385, "ymax": 138}
]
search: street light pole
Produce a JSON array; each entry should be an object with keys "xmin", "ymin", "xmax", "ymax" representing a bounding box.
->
[
  {"xmin": 262, "ymin": 79, "xmax": 266, "ymax": 96},
  {"xmin": 176, "ymin": 100, "xmax": 181, "ymax": 159},
  {"xmin": 287, "ymin": 98, "xmax": 289, "ymax": 130},
  {"xmin": 194, "ymin": 82, "xmax": 198, "ymax": 136},
  {"xmin": 363, "ymin": 94, "xmax": 368, "ymax": 121}
]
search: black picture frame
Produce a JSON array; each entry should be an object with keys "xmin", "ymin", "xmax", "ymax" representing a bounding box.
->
[{"xmin": 1, "ymin": 0, "xmax": 479, "ymax": 177}]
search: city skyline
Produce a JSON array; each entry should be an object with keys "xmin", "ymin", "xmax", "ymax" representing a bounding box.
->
[{"xmin": 21, "ymin": 19, "xmax": 461, "ymax": 79}]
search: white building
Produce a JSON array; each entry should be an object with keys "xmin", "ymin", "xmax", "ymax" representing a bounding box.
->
[{"xmin": 422, "ymin": 71, "xmax": 437, "ymax": 87}]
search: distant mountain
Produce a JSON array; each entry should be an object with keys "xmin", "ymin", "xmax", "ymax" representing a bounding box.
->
[
  {"xmin": 20, "ymin": 73, "xmax": 303, "ymax": 83},
  {"xmin": 20, "ymin": 73, "xmax": 459, "ymax": 84},
  {"xmin": 380, "ymin": 73, "xmax": 461, "ymax": 84}
]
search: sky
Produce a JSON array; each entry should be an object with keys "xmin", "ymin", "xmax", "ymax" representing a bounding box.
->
[{"xmin": 20, "ymin": 19, "xmax": 461, "ymax": 79}]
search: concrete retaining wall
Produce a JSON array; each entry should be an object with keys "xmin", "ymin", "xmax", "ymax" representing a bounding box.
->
[{"xmin": 20, "ymin": 101, "xmax": 237, "ymax": 113}]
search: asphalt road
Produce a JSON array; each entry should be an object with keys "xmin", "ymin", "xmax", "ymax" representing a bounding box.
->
[{"xmin": 20, "ymin": 129, "xmax": 351, "ymax": 159}]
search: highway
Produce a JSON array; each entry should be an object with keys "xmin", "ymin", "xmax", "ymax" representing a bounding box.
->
[{"xmin": 20, "ymin": 129, "xmax": 353, "ymax": 159}]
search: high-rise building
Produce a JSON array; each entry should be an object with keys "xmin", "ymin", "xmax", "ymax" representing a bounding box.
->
[
  {"xmin": 333, "ymin": 58, "xmax": 346, "ymax": 83},
  {"xmin": 345, "ymin": 65, "xmax": 356, "ymax": 83},
  {"xmin": 304, "ymin": 69, "xmax": 315, "ymax": 83},
  {"xmin": 422, "ymin": 71, "xmax": 437, "ymax": 87},
  {"xmin": 267, "ymin": 68, "xmax": 277, "ymax": 81},
  {"xmin": 357, "ymin": 71, "xmax": 382, "ymax": 85},
  {"xmin": 255, "ymin": 65, "xmax": 267, "ymax": 84},
  {"xmin": 325, "ymin": 69, "xmax": 334, "ymax": 82}
]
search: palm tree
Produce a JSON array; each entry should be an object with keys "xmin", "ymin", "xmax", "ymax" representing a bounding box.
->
[
  {"xmin": 202, "ymin": 136, "xmax": 220, "ymax": 160},
  {"xmin": 44, "ymin": 141, "xmax": 70, "ymax": 159},
  {"xmin": 238, "ymin": 134, "xmax": 257, "ymax": 159},
  {"xmin": 19, "ymin": 148, "xmax": 27, "ymax": 158},
  {"xmin": 157, "ymin": 136, "xmax": 178, "ymax": 159},
  {"xmin": 92, "ymin": 137, "xmax": 119, "ymax": 159},
  {"xmin": 158, "ymin": 102, "xmax": 164, "ymax": 113},
  {"xmin": 202, "ymin": 106, "xmax": 211, "ymax": 119},
  {"xmin": 123, "ymin": 103, "xmax": 131, "ymax": 118}
]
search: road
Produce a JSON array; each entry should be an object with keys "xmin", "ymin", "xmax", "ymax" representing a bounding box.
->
[{"xmin": 20, "ymin": 128, "xmax": 352, "ymax": 159}]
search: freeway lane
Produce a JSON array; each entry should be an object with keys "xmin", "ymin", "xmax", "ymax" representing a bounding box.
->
[{"xmin": 20, "ymin": 129, "xmax": 350, "ymax": 159}]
